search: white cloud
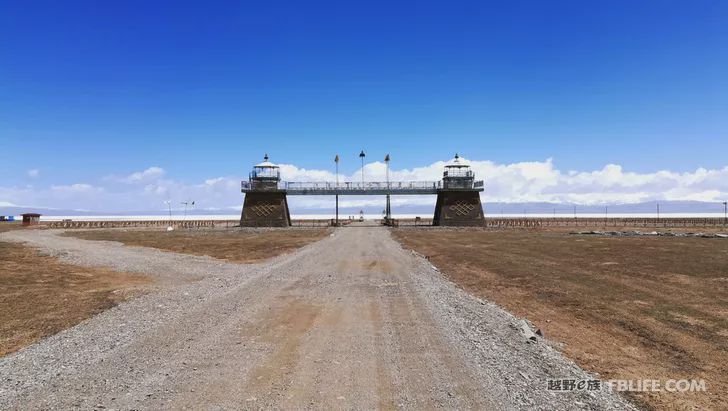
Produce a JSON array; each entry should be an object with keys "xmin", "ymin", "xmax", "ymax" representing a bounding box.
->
[
  {"xmin": 107, "ymin": 167, "xmax": 166, "ymax": 184},
  {"xmin": 27, "ymin": 169, "xmax": 40, "ymax": 178},
  {"xmin": 1, "ymin": 159, "xmax": 728, "ymax": 212},
  {"xmin": 51, "ymin": 183, "xmax": 100, "ymax": 193},
  {"xmin": 278, "ymin": 158, "xmax": 728, "ymax": 206}
]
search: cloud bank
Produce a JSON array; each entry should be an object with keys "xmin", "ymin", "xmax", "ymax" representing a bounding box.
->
[{"xmin": 1, "ymin": 158, "xmax": 727, "ymax": 212}]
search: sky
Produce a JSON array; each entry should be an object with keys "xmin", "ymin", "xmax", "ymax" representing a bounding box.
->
[{"xmin": 1, "ymin": 1, "xmax": 727, "ymax": 212}]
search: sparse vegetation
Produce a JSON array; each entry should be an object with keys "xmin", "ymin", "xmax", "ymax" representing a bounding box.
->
[
  {"xmin": 0, "ymin": 241, "xmax": 150, "ymax": 356},
  {"xmin": 63, "ymin": 228, "xmax": 331, "ymax": 264},
  {"xmin": 393, "ymin": 228, "xmax": 728, "ymax": 410}
]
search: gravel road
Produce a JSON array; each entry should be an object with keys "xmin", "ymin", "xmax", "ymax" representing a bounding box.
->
[{"xmin": 0, "ymin": 226, "xmax": 634, "ymax": 410}]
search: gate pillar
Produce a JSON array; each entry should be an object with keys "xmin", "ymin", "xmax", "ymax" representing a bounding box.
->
[
  {"xmin": 240, "ymin": 154, "xmax": 291, "ymax": 227},
  {"xmin": 433, "ymin": 190, "xmax": 484, "ymax": 226},
  {"xmin": 240, "ymin": 191, "xmax": 291, "ymax": 227}
]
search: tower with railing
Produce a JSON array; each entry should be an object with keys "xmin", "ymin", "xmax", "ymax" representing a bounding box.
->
[
  {"xmin": 433, "ymin": 154, "xmax": 485, "ymax": 226},
  {"xmin": 240, "ymin": 154, "xmax": 291, "ymax": 227}
]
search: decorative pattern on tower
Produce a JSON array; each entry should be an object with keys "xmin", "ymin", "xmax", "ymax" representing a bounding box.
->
[
  {"xmin": 432, "ymin": 153, "xmax": 485, "ymax": 226},
  {"xmin": 239, "ymin": 154, "xmax": 291, "ymax": 227}
]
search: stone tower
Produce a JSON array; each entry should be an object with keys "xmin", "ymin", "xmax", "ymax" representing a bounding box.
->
[
  {"xmin": 240, "ymin": 154, "xmax": 291, "ymax": 227},
  {"xmin": 432, "ymin": 154, "xmax": 485, "ymax": 226}
]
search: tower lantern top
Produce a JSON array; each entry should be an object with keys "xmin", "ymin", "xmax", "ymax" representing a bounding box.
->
[
  {"xmin": 445, "ymin": 153, "xmax": 470, "ymax": 169},
  {"xmin": 442, "ymin": 153, "xmax": 475, "ymax": 188},
  {"xmin": 254, "ymin": 153, "xmax": 279, "ymax": 169},
  {"xmin": 250, "ymin": 154, "xmax": 281, "ymax": 184}
]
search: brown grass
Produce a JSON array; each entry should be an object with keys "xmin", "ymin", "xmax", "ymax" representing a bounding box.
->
[
  {"xmin": 0, "ymin": 227, "xmax": 327, "ymax": 358},
  {"xmin": 0, "ymin": 222, "xmax": 23, "ymax": 233},
  {"xmin": 63, "ymin": 228, "xmax": 331, "ymax": 264},
  {"xmin": 0, "ymin": 241, "xmax": 150, "ymax": 357},
  {"xmin": 393, "ymin": 227, "xmax": 728, "ymax": 410}
]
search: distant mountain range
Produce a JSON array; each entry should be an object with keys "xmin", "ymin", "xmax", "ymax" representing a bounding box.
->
[
  {"xmin": 483, "ymin": 201, "xmax": 726, "ymax": 215},
  {"xmin": 1, "ymin": 200, "xmax": 726, "ymax": 217}
]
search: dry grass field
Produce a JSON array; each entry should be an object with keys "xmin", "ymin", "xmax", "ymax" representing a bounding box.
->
[
  {"xmin": 2, "ymin": 226, "xmax": 328, "ymax": 357},
  {"xmin": 0, "ymin": 222, "xmax": 22, "ymax": 233},
  {"xmin": 393, "ymin": 228, "xmax": 728, "ymax": 410},
  {"xmin": 0, "ymin": 240, "xmax": 150, "ymax": 356},
  {"xmin": 64, "ymin": 228, "xmax": 331, "ymax": 263}
]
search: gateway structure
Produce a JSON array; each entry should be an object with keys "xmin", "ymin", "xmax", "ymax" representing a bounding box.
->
[{"xmin": 240, "ymin": 154, "xmax": 484, "ymax": 226}]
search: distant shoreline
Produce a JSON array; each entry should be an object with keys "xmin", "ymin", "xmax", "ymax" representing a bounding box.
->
[{"xmin": 10, "ymin": 213, "xmax": 726, "ymax": 222}]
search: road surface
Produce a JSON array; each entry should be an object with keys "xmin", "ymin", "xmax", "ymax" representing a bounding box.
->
[{"xmin": 0, "ymin": 226, "xmax": 632, "ymax": 410}]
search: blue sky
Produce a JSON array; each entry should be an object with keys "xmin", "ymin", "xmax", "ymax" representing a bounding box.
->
[{"xmin": 1, "ymin": 1, "xmax": 727, "ymax": 211}]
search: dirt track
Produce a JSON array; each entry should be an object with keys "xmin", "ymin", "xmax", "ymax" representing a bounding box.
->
[{"xmin": 0, "ymin": 226, "xmax": 632, "ymax": 410}]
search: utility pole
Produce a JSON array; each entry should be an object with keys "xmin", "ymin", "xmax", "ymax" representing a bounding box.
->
[
  {"xmin": 723, "ymin": 201, "xmax": 727, "ymax": 226},
  {"xmin": 164, "ymin": 200, "xmax": 173, "ymax": 231},
  {"xmin": 335, "ymin": 155, "xmax": 339, "ymax": 226},
  {"xmin": 385, "ymin": 154, "xmax": 390, "ymax": 188},
  {"xmin": 384, "ymin": 154, "xmax": 391, "ymax": 221},
  {"xmin": 335, "ymin": 155, "xmax": 340, "ymax": 186},
  {"xmin": 657, "ymin": 202, "xmax": 660, "ymax": 222},
  {"xmin": 181, "ymin": 200, "xmax": 194, "ymax": 219},
  {"xmin": 359, "ymin": 150, "xmax": 366, "ymax": 185}
]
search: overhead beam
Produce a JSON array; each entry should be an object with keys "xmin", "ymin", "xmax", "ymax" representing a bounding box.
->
[{"xmin": 242, "ymin": 181, "xmax": 483, "ymax": 196}]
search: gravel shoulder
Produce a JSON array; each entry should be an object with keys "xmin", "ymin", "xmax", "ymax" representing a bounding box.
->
[{"xmin": 0, "ymin": 227, "xmax": 633, "ymax": 410}]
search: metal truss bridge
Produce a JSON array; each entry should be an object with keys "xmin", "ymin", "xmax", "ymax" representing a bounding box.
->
[{"xmin": 241, "ymin": 180, "xmax": 484, "ymax": 195}]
